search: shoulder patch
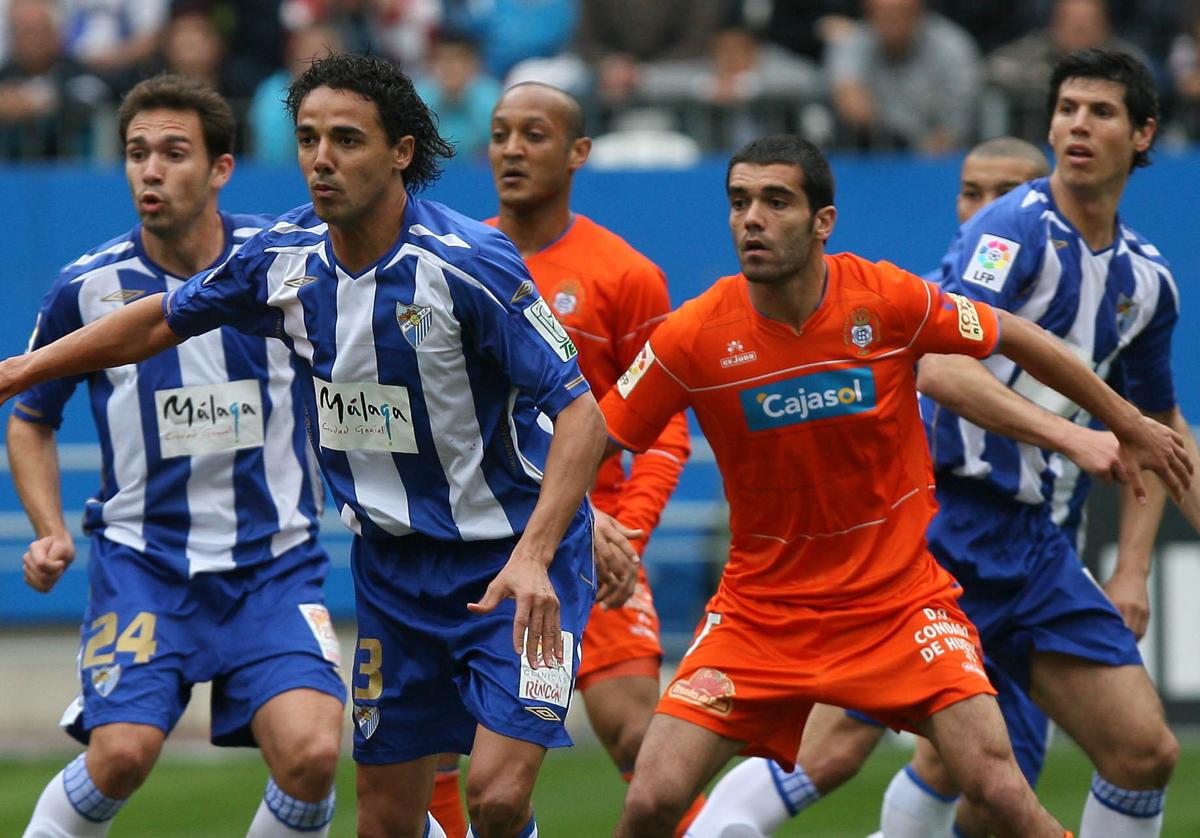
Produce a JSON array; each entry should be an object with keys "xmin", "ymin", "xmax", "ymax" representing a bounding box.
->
[
  {"xmin": 523, "ymin": 298, "xmax": 578, "ymax": 362},
  {"xmin": 962, "ymin": 234, "xmax": 1020, "ymax": 293},
  {"xmin": 947, "ymin": 293, "xmax": 985, "ymax": 341},
  {"xmin": 617, "ymin": 341, "xmax": 656, "ymax": 398}
]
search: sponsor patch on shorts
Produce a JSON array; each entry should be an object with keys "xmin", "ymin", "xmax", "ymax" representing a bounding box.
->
[
  {"xmin": 299, "ymin": 604, "xmax": 342, "ymax": 666},
  {"xmin": 668, "ymin": 666, "xmax": 735, "ymax": 716},
  {"xmin": 518, "ymin": 630, "xmax": 574, "ymax": 709}
]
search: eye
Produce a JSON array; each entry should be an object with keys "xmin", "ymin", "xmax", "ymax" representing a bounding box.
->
[
  {"xmin": 730, "ymin": 198, "xmax": 748, "ymax": 210},
  {"xmin": 126, "ymin": 148, "xmax": 145, "ymax": 161},
  {"xmin": 490, "ymin": 129, "xmax": 506, "ymax": 142},
  {"xmin": 168, "ymin": 149, "xmax": 186, "ymax": 161}
]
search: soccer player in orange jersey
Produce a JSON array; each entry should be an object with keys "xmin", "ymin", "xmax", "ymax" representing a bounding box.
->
[
  {"xmin": 601, "ymin": 135, "xmax": 1191, "ymax": 838},
  {"xmin": 426, "ymin": 81, "xmax": 693, "ymax": 837}
]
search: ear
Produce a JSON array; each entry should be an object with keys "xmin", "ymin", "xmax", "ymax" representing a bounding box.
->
[
  {"xmin": 813, "ymin": 205, "xmax": 837, "ymax": 242},
  {"xmin": 568, "ymin": 136, "xmax": 591, "ymax": 172},
  {"xmin": 394, "ymin": 135, "xmax": 416, "ymax": 173},
  {"xmin": 210, "ymin": 153, "xmax": 234, "ymax": 189},
  {"xmin": 1132, "ymin": 117, "xmax": 1156, "ymax": 155}
]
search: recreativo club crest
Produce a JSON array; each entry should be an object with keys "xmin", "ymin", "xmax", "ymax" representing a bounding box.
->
[{"xmin": 843, "ymin": 306, "xmax": 880, "ymax": 356}]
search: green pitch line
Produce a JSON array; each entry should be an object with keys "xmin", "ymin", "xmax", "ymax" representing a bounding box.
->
[{"xmin": 1, "ymin": 739, "xmax": 1197, "ymax": 836}]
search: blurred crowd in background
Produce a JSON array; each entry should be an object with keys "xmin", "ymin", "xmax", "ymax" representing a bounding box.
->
[{"xmin": 1, "ymin": 0, "xmax": 1199, "ymax": 164}]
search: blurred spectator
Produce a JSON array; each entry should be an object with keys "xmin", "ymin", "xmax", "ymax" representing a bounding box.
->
[
  {"xmin": 442, "ymin": 0, "xmax": 576, "ymax": 80},
  {"xmin": 61, "ymin": 0, "xmax": 168, "ymax": 80},
  {"xmin": 632, "ymin": 25, "xmax": 822, "ymax": 149},
  {"xmin": 1169, "ymin": 2, "xmax": 1200, "ymax": 137},
  {"xmin": 577, "ymin": 0, "xmax": 724, "ymax": 107},
  {"xmin": 414, "ymin": 32, "xmax": 501, "ymax": 159},
  {"xmin": 986, "ymin": 0, "xmax": 1149, "ymax": 140},
  {"xmin": 930, "ymin": 1, "xmax": 1041, "ymax": 54},
  {"xmin": 280, "ymin": 0, "xmax": 441, "ymax": 71},
  {"xmin": 249, "ymin": 22, "xmax": 341, "ymax": 164},
  {"xmin": 726, "ymin": 0, "xmax": 857, "ymax": 62},
  {"xmin": 0, "ymin": 0, "xmax": 109, "ymax": 159},
  {"xmin": 826, "ymin": 0, "xmax": 980, "ymax": 153}
]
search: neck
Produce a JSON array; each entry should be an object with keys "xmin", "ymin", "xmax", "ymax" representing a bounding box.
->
[
  {"xmin": 330, "ymin": 190, "xmax": 409, "ymax": 273},
  {"xmin": 495, "ymin": 195, "xmax": 572, "ymax": 259},
  {"xmin": 1049, "ymin": 170, "xmax": 1124, "ymax": 250},
  {"xmin": 141, "ymin": 208, "xmax": 226, "ymax": 278},
  {"xmin": 746, "ymin": 253, "xmax": 827, "ymax": 333}
]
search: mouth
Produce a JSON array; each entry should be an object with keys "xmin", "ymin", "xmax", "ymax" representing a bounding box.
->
[
  {"xmin": 310, "ymin": 181, "xmax": 339, "ymax": 199},
  {"xmin": 140, "ymin": 193, "xmax": 165, "ymax": 213},
  {"xmin": 1065, "ymin": 143, "xmax": 1094, "ymax": 163},
  {"xmin": 742, "ymin": 240, "xmax": 769, "ymax": 256},
  {"xmin": 497, "ymin": 167, "xmax": 528, "ymax": 187}
]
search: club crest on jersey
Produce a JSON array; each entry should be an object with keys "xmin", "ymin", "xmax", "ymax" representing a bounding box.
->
[
  {"xmin": 668, "ymin": 667, "xmax": 735, "ymax": 716},
  {"xmin": 963, "ymin": 234, "xmax": 1020, "ymax": 292},
  {"xmin": 843, "ymin": 307, "xmax": 880, "ymax": 356},
  {"xmin": 101, "ymin": 289, "xmax": 146, "ymax": 303},
  {"xmin": 396, "ymin": 303, "xmax": 433, "ymax": 349},
  {"xmin": 740, "ymin": 368, "xmax": 876, "ymax": 430},
  {"xmin": 91, "ymin": 664, "xmax": 121, "ymax": 698},
  {"xmin": 353, "ymin": 705, "xmax": 380, "ymax": 739},
  {"xmin": 1116, "ymin": 293, "xmax": 1140, "ymax": 335},
  {"xmin": 552, "ymin": 281, "xmax": 580, "ymax": 316}
]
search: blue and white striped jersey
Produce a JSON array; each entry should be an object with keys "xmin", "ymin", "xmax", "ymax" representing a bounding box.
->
[
  {"xmin": 924, "ymin": 176, "xmax": 1179, "ymax": 510},
  {"xmin": 15, "ymin": 212, "xmax": 324, "ymax": 578},
  {"xmin": 164, "ymin": 196, "xmax": 592, "ymax": 542}
]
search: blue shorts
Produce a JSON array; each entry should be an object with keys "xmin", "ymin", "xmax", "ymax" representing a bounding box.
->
[
  {"xmin": 65, "ymin": 535, "xmax": 346, "ymax": 747},
  {"xmin": 928, "ymin": 477, "xmax": 1142, "ymax": 692},
  {"xmin": 349, "ymin": 510, "xmax": 594, "ymax": 764}
]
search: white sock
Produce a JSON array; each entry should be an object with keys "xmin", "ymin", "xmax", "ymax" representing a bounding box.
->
[
  {"xmin": 246, "ymin": 776, "xmax": 335, "ymax": 836},
  {"xmin": 23, "ymin": 754, "xmax": 123, "ymax": 837},
  {"xmin": 687, "ymin": 758, "xmax": 818, "ymax": 837},
  {"xmin": 879, "ymin": 765, "xmax": 958, "ymax": 838},
  {"xmin": 1080, "ymin": 772, "xmax": 1164, "ymax": 837},
  {"xmin": 466, "ymin": 816, "xmax": 536, "ymax": 837},
  {"xmin": 426, "ymin": 812, "xmax": 448, "ymax": 837}
]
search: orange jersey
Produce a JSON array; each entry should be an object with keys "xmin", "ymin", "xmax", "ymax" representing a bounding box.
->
[
  {"xmin": 489, "ymin": 214, "xmax": 691, "ymax": 535},
  {"xmin": 601, "ymin": 252, "xmax": 1001, "ymax": 605}
]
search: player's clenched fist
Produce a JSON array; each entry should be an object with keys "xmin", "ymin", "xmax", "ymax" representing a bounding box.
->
[{"xmin": 23, "ymin": 533, "xmax": 75, "ymax": 593}]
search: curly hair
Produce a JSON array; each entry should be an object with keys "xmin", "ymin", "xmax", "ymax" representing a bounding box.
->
[{"xmin": 286, "ymin": 53, "xmax": 455, "ymax": 191}]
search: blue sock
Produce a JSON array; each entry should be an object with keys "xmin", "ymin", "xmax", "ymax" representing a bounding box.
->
[
  {"xmin": 768, "ymin": 761, "xmax": 822, "ymax": 816},
  {"xmin": 1088, "ymin": 772, "xmax": 1165, "ymax": 817},
  {"xmin": 262, "ymin": 775, "xmax": 336, "ymax": 831},
  {"xmin": 63, "ymin": 754, "xmax": 125, "ymax": 822}
]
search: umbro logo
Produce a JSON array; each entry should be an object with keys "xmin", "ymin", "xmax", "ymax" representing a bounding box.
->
[
  {"xmin": 284, "ymin": 275, "xmax": 319, "ymax": 288},
  {"xmin": 525, "ymin": 706, "xmax": 562, "ymax": 722},
  {"xmin": 101, "ymin": 289, "xmax": 145, "ymax": 303}
]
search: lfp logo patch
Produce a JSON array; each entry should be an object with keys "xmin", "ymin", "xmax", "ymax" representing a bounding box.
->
[
  {"xmin": 963, "ymin": 234, "xmax": 1020, "ymax": 292},
  {"xmin": 739, "ymin": 368, "xmax": 876, "ymax": 431}
]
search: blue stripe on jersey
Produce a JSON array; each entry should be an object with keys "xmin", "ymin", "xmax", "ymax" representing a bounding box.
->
[
  {"xmin": 17, "ymin": 212, "xmax": 322, "ymax": 577},
  {"xmin": 164, "ymin": 197, "xmax": 592, "ymax": 542},
  {"xmin": 924, "ymin": 177, "xmax": 1179, "ymax": 506}
]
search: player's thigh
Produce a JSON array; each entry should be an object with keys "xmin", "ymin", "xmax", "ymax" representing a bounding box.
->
[
  {"xmin": 1029, "ymin": 652, "xmax": 1176, "ymax": 780},
  {"xmin": 796, "ymin": 704, "xmax": 888, "ymax": 789},
  {"xmin": 630, "ymin": 712, "xmax": 747, "ymax": 808},
  {"xmin": 252, "ymin": 687, "xmax": 345, "ymax": 780},
  {"xmin": 357, "ymin": 755, "xmax": 439, "ymax": 837},
  {"xmin": 580, "ymin": 671, "xmax": 660, "ymax": 749},
  {"xmin": 919, "ymin": 694, "xmax": 1021, "ymax": 798}
]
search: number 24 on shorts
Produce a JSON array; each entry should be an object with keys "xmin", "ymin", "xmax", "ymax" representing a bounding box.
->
[{"xmin": 81, "ymin": 612, "xmax": 158, "ymax": 667}]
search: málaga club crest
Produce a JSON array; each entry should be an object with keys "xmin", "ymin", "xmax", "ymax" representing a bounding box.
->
[{"xmin": 396, "ymin": 303, "xmax": 433, "ymax": 350}]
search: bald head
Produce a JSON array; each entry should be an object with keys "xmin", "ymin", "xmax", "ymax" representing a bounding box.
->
[
  {"xmin": 957, "ymin": 137, "xmax": 1050, "ymax": 223},
  {"xmin": 494, "ymin": 82, "xmax": 586, "ymax": 141}
]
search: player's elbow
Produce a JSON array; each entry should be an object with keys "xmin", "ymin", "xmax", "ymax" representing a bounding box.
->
[{"xmin": 916, "ymin": 355, "xmax": 956, "ymax": 404}]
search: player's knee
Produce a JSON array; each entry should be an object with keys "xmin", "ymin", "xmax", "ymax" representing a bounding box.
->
[
  {"xmin": 605, "ymin": 715, "xmax": 651, "ymax": 770},
  {"xmin": 957, "ymin": 766, "xmax": 1028, "ymax": 820},
  {"xmin": 270, "ymin": 731, "xmax": 340, "ymax": 799},
  {"xmin": 88, "ymin": 735, "xmax": 159, "ymax": 797},
  {"xmin": 1096, "ymin": 725, "xmax": 1179, "ymax": 788},
  {"xmin": 621, "ymin": 778, "xmax": 689, "ymax": 834},
  {"xmin": 807, "ymin": 740, "xmax": 871, "ymax": 790},
  {"xmin": 466, "ymin": 775, "xmax": 534, "ymax": 834}
]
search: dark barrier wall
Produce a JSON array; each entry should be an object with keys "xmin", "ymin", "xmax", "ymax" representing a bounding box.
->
[{"xmin": 2, "ymin": 151, "xmax": 1198, "ymax": 625}]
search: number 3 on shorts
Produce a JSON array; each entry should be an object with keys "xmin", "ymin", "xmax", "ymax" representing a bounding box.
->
[
  {"xmin": 82, "ymin": 612, "xmax": 158, "ymax": 666},
  {"xmin": 354, "ymin": 638, "xmax": 384, "ymax": 701}
]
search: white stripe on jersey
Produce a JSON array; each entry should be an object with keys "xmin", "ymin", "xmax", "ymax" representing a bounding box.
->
[
  {"xmin": 410, "ymin": 255, "xmax": 509, "ymax": 539},
  {"xmin": 263, "ymin": 339, "xmax": 314, "ymax": 557},
  {"xmin": 330, "ymin": 264, "xmax": 415, "ymax": 537},
  {"xmin": 67, "ymin": 240, "xmax": 134, "ymax": 270}
]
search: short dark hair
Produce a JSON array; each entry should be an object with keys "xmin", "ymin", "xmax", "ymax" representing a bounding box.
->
[
  {"xmin": 286, "ymin": 52, "xmax": 455, "ymax": 192},
  {"xmin": 1047, "ymin": 48, "xmax": 1158, "ymax": 170},
  {"xmin": 726, "ymin": 135, "xmax": 835, "ymax": 210},
  {"xmin": 118, "ymin": 73, "xmax": 235, "ymax": 162}
]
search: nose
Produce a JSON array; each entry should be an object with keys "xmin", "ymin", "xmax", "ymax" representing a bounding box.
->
[
  {"xmin": 1068, "ymin": 108, "xmax": 1090, "ymax": 134},
  {"xmin": 498, "ymin": 132, "xmax": 523, "ymax": 159},
  {"xmin": 311, "ymin": 136, "xmax": 335, "ymax": 173},
  {"xmin": 142, "ymin": 152, "xmax": 164, "ymax": 183},
  {"xmin": 742, "ymin": 199, "xmax": 766, "ymax": 230}
]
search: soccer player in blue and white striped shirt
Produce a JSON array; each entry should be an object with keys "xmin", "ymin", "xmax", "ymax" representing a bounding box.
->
[
  {"xmin": 1, "ymin": 55, "xmax": 608, "ymax": 838},
  {"xmin": 892, "ymin": 49, "xmax": 1200, "ymax": 838},
  {"xmin": 14, "ymin": 76, "xmax": 346, "ymax": 837}
]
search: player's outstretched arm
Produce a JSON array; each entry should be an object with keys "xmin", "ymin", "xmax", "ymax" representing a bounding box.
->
[
  {"xmin": 993, "ymin": 311, "xmax": 1192, "ymax": 502},
  {"xmin": 7, "ymin": 415, "xmax": 74, "ymax": 593},
  {"xmin": 918, "ymin": 353, "xmax": 1121, "ymax": 480},
  {"xmin": 0, "ymin": 294, "xmax": 181, "ymax": 405},
  {"xmin": 468, "ymin": 391, "xmax": 607, "ymax": 669}
]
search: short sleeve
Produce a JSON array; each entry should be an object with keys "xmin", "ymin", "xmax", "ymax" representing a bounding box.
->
[
  {"xmin": 1119, "ymin": 271, "xmax": 1179, "ymax": 413},
  {"xmin": 891, "ymin": 262, "xmax": 1000, "ymax": 361},
  {"xmin": 164, "ymin": 245, "xmax": 282, "ymax": 340},
  {"xmin": 600, "ymin": 311, "xmax": 693, "ymax": 453},
  {"xmin": 12, "ymin": 278, "xmax": 87, "ymax": 429},
  {"xmin": 451, "ymin": 243, "xmax": 591, "ymax": 418}
]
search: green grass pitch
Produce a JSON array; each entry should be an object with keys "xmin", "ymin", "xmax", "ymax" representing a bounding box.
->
[{"xmin": 2, "ymin": 739, "xmax": 1198, "ymax": 835}]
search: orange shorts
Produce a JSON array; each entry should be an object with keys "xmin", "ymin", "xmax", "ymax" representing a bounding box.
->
[
  {"xmin": 659, "ymin": 577, "xmax": 995, "ymax": 768},
  {"xmin": 577, "ymin": 561, "xmax": 662, "ymax": 688}
]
